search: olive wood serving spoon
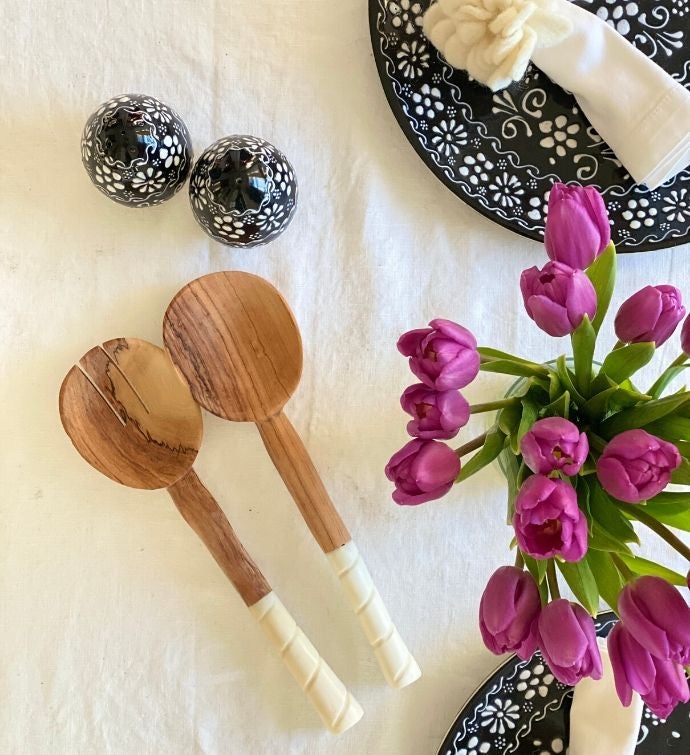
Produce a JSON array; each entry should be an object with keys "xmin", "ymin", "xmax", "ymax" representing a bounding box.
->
[
  {"xmin": 163, "ymin": 272, "xmax": 421, "ymax": 689},
  {"xmin": 58, "ymin": 337, "xmax": 363, "ymax": 734}
]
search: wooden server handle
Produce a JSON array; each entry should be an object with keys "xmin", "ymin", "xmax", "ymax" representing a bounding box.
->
[
  {"xmin": 167, "ymin": 469, "xmax": 362, "ymax": 733},
  {"xmin": 168, "ymin": 468, "xmax": 271, "ymax": 606},
  {"xmin": 256, "ymin": 411, "xmax": 350, "ymax": 553}
]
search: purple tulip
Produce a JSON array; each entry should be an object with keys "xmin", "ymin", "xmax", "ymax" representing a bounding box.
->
[
  {"xmin": 596, "ymin": 429, "xmax": 681, "ymax": 504},
  {"xmin": 520, "ymin": 261, "xmax": 597, "ymax": 338},
  {"xmin": 618, "ymin": 576, "xmax": 690, "ymax": 665},
  {"xmin": 397, "ymin": 319, "xmax": 480, "ymax": 391},
  {"xmin": 513, "ymin": 475, "xmax": 588, "ymax": 562},
  {"xmin": 544, "ymin": 183, "xmax": 611, "ymax": 269},
  {"xmin": 614, "ymin": 285, "xmax": 686, "ymax": 346},
  {"xmin": 400, "ymin": 384, "xmax": 470, "ymax": 440},
  {"xmin": 642, "ymin": 654, "xmax": 690, "ymax": 719},
  {"xmin": 479, "ymin": 566, "xmax": 541, "ymax": 660},
  {"xmin": 520, "ymin": 417, "xmax": 589, "ymax": 476},
  {"xmin": 385, "ymin": 438, "xmax": 460, "ymax": 506},
  {"xmin": 608, "ymin": 622, "xmax": 657, "ymax": 707},
  {"xmin": 538, "ymin": 599, "xmax": 603, "ymax": 686},
  {"xmin": 682, "ymin": 314, "xmax": 690, "ymax": 356}
]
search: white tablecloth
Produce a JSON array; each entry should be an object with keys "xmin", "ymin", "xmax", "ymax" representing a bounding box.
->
[{"xmin": 1, "ymin": 2, "xmax": 688, "ymax": 753}]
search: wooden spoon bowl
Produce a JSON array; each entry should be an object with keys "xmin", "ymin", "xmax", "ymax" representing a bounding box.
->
[{"xmin": 59, "ymin": 338, "xmax": 202, "ymax": 490}]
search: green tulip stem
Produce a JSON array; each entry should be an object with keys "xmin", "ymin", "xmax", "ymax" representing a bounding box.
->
[
  {"xmin": 515, "ymin": 550, "xmax": 525, "ymax": 569},
  {"xmin": 611, "ymin": 553, "xmax": 636, "ymax": 583},
  {"xmin": 469, "ymin": 398, "xmax": 520, "ymax": 414},
  {"xmin": 454, "ymin": 433, "xmax": 488, "ymax": 458},
  {"xmin": 587, "ymin": 432, "xmax": 608, "ymax": 454},
  {"xmin": 546, "ymin": 560, "xmax": 561, "ymax": 600},
  {"xmin": 632, "ymin": 506, "xmax": 690, "ymax": 562}
]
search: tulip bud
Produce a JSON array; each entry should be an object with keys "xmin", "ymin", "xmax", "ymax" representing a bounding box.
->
[
  {"xmin": 520, "ymin": 417, "xmax": 589, "ymax": 476},
  {"xmin": 614, "ymin": 285, "xmax": 685, "ymax": 346},
  {"xmin": 479, "ymin": 566, "xmax": 541, "ymax": 660},
  {"xmin": 385, "ymin": 438, "xmax": 460, "ymax": 505},
  {"xmin": 520, "ymin": 261, "xmax": 597, "ymax": 338},
  {"xmin": 400, "ymin": 384, "xmax": 470, "ymax": 440},
  {"xmin": 596, "ymin": 430, "xmax": 681, "ymax": 504},
  {"xmin": 545, "ymin": 183, "xmax": 611, "ymax": 269}
]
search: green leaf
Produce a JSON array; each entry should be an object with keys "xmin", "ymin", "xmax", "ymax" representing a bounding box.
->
[
  {"xmin": 557, "ymin": 558, "xmax": 600, "ymax": 616},
  {"xmin": 556, "ymin": 355, "xmax": 586, "ymax": 405},
  {"xmin": 617, "ymin": 553, "xmax": 687, "ymax": 586},
  {"xmin": 456, "ymin": 430, "xmax": 507, "ymax": 484},
  {"xmin": 586, "ymin": 550, "xmax": 624, "ymax": 613},
  {"xmin": 515, "ymin": 398, "xmax": 539, "ymax": 452},
  {"xmin": 599, "ymin": 392, "xmax": 690, "ymax": 438},
  {"xmin": 586, "ymin": 241, "xmax": 616, "ymax": 334},
  {"xmin": 646, "ymin": 415, "xmax": 690, "ymax": 442},
  {"xmin": 671, "ymin": 458, "xmax": 690, "ymax": 485},
  {"xmin": 498, "ymin": 402, "xmax": 523, "ymax": 436},
  {"xmin": 583, "ymin": 384, "xmax": 652, "ymax": 422},
  {"xmin": 587, "ymin": 479, "xmax": 639, "ymax": 543},
  {"xmin": 588, "ymin": 523, "xmax": 633, "ymax": 554},
  {"xmin": 549, "ymin": 372, "xmax": 563, "ymax": 402},
  {"xmin": 501, "ymin": 447, "xmax": 521, "ymax": 523},
  {"xmin": 480, "ymin": 360, "xmax": 549, "ymax": 378},
  {"xmin": 572, "ymin": 315, "xmax": 596, "ymax": 396},
  {"xmin": 649, "ymin": 364, "xmax": 690, "ymax": 400},
  {"xmin": 599, "ymin": 342, "xmax": 655, "ymax": 385},
  {"xmin": 640, "ymin": 493, "xmax": 690, "ymax": 532},
  {"xmin": 523, "ymin": 554, "xmax": 549, "ymax": 603},
  {"xmin": 541, "ymin": 390, "xmax": 570, "ymax": 420},
  {"xmin": 477, "ymin": 347, "xmax": 540, "ymax": 366}
]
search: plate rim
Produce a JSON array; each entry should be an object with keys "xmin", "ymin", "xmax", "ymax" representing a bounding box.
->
[{"xmin": 368, "ymin": 0, "xmax": 690, "ymax": 255}]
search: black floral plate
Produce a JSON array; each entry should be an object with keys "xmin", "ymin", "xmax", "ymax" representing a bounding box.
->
[
  {"xmin": 369, "ymin": 0, "xmax": 690, "ymax": 252},
  {"xmin": 438, "ymin": 613, "xmax": 690, "ymax": 754}
]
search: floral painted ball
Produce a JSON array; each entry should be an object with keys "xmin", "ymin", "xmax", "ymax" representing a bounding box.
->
[
  {"xmin": 81, "ymin": 94, "xmax": 192, "ymax": 207},
  {"xmin": 189, "ymin": 135, "xmax": 298, "ymax": 247}
]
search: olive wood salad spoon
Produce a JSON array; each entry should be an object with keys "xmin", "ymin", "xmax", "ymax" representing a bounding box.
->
[
  {"xmin": 163, "ymin": 272, "xmax": 421, "ymax": 689},
  {"xmin": 58, "ymin": 338, "xmax": 363, "ymax": 734}
]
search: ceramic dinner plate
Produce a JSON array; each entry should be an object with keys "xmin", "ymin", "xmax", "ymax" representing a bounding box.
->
[
  {"xmin": 369, "ymin": 0, "xmax": 690, "ymax": 252},
  {"xmin": 437, "ymin": 612, "xmax": 690, "ymax": 754}
]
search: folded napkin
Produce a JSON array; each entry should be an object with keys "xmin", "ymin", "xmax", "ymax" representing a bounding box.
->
[
  {"xmin": 424, "ymin": 0, "xmax": 690, "ymax": 188},
  {"xmin": 569, "ymin": 638, "xmax": 643, "ymax": 755}
]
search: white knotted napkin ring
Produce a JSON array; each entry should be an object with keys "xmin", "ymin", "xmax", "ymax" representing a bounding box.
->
[{"xmin": 423, "ymin": 0, "xmax": 572, "ymax": 91}]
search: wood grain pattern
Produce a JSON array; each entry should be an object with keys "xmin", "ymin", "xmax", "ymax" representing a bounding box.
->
[
  {"xmin": 257, "ymin": 412, "xmax": 350, "ymax": 552},
  {"xmin": 59, "ymin": 338, "xmax": 202, "ymax": 490},
  {"xmin": 163, "ymin": 271, "xmax": 303, "ymax": 422},
  {"xmin": 168, "ymin": 469, "xmax": 271, "ymax": 606},
  {"xmin": 59, "ymin": 337, "xmax": 271, "ymax": 606},
  {"xmin": 163, "ymin": 272, "xmax": 352, "ymax": 553}
]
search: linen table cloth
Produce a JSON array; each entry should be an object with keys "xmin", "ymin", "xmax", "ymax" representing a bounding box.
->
[{"xmin": 1, "ymin": 1, "xmax": 688, "ymax": 753}]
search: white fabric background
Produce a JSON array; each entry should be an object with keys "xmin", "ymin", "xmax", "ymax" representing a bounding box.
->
[{"xmin": 0, "ymin": 2, "xmax": 688, "ymax": 753}]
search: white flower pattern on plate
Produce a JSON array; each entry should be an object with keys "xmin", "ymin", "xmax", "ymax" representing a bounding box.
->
[
  {"xmin": 622, "ymin": 197, "xmax": 658, "ymax": 228},
  {"xmin": 413, "ymin": 84, "xmax": 444, "ymax": 119},
  {"xmin": 431, "ymin": 119, "xmax": 468, "ymax": 157},
  {"xmin": 516, "ymin": 663, "xmax": 555, "ymax": 699},
  {"xmin": 389, "ymin": 0, "xmax": 423, "ymax": 35},
  {"xmin": 396, "ymin": 40, "xmax": 430, "ymax": 79},
  {"xmin": 459, "ymin": 153, "xmax": 495, "ymax": 186},
  {"xmin": 479, "ymin": 698, "xmax": 520, "ymax": 734},
  {"xmin": 663, "ymin": 188, "xmax": 689, "ymax": 222},
  {"xmin": 489, "ymin": 172, "xmax": 524, "ymax": 208},
  {"xmin": 539, "ymin": 115, "xmax": 580, "ymax": 159},
  {"xmin": 455, "ymin": 735, "xmax": 490, "ymax": 755}
]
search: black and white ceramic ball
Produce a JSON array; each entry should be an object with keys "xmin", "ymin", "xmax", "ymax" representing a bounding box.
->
[
  {"xmin": 81, "ymin": 94, "xmax": 192, "ymax": 207},
  {"xmin": 189, "ymin": 135, "xmax": 298, "ymax": 247}
]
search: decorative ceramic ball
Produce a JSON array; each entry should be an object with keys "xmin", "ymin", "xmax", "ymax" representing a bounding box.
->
[
  {"xmin": 189, "ymin": 135, "xmax": 298, "ymax": 247},
  {"xmin": 81, "ymin": 94, "xmax": 192, "ymax": 207}
]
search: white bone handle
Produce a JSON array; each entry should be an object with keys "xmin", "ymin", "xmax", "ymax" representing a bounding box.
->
[
  {"xmin": 327, "ymin": 541, "xmax": 421, "ymax": 689},
  {"xmin": 249, "ymin": 591, "xmax": 363, "ymax": 734}
]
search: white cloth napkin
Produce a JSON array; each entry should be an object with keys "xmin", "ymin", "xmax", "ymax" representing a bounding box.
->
[
  {"xmin": 424, "ymin": 0, "xmax": 690, "ymax": 189},
  {"xmin": 569, "ymin": 638, "xmax": 643, "ymax": 755}
]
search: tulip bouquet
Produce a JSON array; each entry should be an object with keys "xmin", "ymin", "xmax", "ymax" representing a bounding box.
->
[{"xmin": 387, "ymin": 184, "xmax": 690, "ymax": 719}]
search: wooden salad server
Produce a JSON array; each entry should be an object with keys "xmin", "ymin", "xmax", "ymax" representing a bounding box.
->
[
  {"xmin": 58, "ymin": 338, "xmax": 363, "ymax": 735},
  {"xmin": 163, "ymin": 272, "xmax": 421, "ymax": 689}
]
